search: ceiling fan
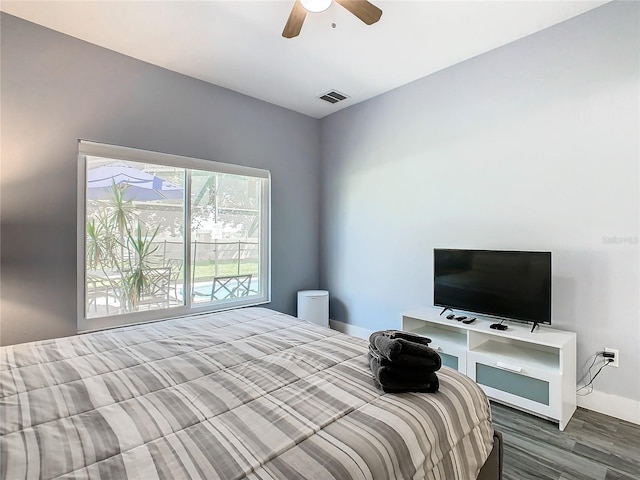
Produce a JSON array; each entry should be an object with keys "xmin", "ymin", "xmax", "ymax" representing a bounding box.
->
[{"xmin": 283, "ymin": 0, "xmax": 382, "ymax": 39}]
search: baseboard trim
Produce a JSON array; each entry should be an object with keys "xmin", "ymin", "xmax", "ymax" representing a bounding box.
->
[
  {"xmin": 330, "ymin": 319, "xmax": 639, "ymax": 426},
  {"xmin": 577, "ymin": 390, "xmax": 640, "ymax": 425},
  {"xmin": 329, "ymin": 319, "xmax": 373, "ymax": 340}
]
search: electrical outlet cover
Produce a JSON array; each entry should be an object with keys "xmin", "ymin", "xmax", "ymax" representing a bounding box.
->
[{"xmin": 604, "ymin": 348, "xmax": 619, "ymax": 367}]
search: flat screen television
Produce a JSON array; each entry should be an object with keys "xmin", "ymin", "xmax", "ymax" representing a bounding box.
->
[{"xmin": 434, "ymin": 249, "xmax": 551, "ymax": 325}]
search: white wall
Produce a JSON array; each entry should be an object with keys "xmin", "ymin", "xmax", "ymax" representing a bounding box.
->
[{"xmin": 320, "ymin": 1, "xmax": 639, "ymax": 416}]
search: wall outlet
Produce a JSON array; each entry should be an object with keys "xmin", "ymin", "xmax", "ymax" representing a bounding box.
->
[{"xmin": 604, "ymin": 348, "xmax": 619, "ymax": 368}]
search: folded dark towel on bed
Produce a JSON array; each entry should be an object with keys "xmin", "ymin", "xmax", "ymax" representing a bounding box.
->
[
  {"xmin": 371, "ymin": 333, "xmax": 441, "ymax": 366},
  {"xmin": 368, "ymin": 329, "xmax": 432, "ymax": 347},
  {"xmin": 369, "ymin": 355, "xmax": 439, "ymax": 393},
  {"xmin": 368, "ymin": 345, "xmax": 441, "ymax": 371},
  {"xmin": 372, "ymin": 377, "xmax": 439, "ymax": 394}
]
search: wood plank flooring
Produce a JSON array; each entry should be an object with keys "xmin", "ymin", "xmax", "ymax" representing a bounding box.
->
[{"xmin": 490, "ymin": 402, "xmax": 640, "ymax": 480}]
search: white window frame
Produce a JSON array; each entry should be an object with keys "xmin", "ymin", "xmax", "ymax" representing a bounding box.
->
[{"xmin": 77, "ymin": 140, "xmax": 271, "ymax": 332}]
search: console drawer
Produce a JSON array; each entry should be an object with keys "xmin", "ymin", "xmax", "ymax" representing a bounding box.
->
[
  {"xmin": 476, "ymin": 363, "xmax": 550, "ymax": 405},
  {"xmin": 468, "ymin": 351, "xmax": 561, "ymax": 420},
  {"xmin": 430, "ymin": 343, "xmax": 466, "ymax": 374}
]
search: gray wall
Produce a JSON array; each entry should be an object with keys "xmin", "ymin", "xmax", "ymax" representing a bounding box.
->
[
  {"xmin": 320, "ymin": 1, "xmax": 639, "ymax": 403},
  {"xmin": 0, "ymin": 13, "xmax": 321, "ymax": 346}
]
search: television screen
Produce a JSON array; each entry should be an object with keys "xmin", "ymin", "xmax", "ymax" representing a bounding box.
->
[{"xmin": 434, "ymin": 249, "xmax": 551, "ymax": 324}]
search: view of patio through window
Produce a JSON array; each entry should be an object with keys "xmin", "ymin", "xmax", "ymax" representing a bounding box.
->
[
  {"xmin": 190, "ymin": 170, "xmax": 261, "ymax": 304},
  {"xmin": 81, "ymin": 142, "xmax": 270, "ymax": 327}
]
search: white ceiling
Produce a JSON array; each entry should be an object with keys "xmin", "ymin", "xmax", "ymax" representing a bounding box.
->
[{"xmin": 1, "ymin": 0, "xmax": 610, "ymax": 118}]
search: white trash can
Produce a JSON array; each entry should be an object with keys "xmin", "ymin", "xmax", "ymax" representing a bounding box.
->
[{"xmin": 297, "ymin": 290, "xmax": 329, "ymax": 328}]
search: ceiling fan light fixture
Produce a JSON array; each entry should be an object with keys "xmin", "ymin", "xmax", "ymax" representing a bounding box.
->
[
  {"xmin": 300, "ymin": 0, "xmax": 332, "ymax": 13},
  {"xmin": 283, "ymin": 0, "xmax": 381, "ymax": 38}
]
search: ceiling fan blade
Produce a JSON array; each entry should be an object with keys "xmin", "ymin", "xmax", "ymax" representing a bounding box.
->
[
  {"xmin": 335, "ymin": 0, "xmax": 382, "ymax": 25},
  {"xmin": 282, "ymin": 0, "xmax": 307, "ymax": 38}
]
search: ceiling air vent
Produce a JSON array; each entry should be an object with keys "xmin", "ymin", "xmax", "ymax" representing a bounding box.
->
[{"xmin": 319, "ymin": 90, "xmax": 349, "ymax": 104}]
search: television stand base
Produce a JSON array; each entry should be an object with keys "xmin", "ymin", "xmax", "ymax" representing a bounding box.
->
[
  {"xmin": 401, "ymin": 308, "xmax": 577, "ymax": 431},
  {"xmin": 530, "ymin": 322, "xmax": 539, "ymax": 333}
]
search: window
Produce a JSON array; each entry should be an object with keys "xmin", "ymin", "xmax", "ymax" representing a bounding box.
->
[{"xmin": 77, "ymin": 141, "xmax": 270, "ymax": 331}]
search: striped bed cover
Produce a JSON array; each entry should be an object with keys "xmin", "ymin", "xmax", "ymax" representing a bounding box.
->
[{"xmin": 1, "ymin": 307, "xmax": 494, "ymax": 480}]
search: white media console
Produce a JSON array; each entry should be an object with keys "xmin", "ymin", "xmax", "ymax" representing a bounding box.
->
[{"xmin": 402, "ymin": 307, "xmax": 577, "ymax": 430}]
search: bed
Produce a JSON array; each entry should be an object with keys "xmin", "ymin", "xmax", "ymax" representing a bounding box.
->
[{"xmin": 1, "ymin": 307, "xmax": 501, "ymax": 479}]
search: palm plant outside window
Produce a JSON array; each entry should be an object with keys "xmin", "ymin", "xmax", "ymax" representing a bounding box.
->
[{"xmin": 78, "ymin": 141, "xmax": 270, "ymax": 332}]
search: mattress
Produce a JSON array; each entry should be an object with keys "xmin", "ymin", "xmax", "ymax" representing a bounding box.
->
[{"xmin": 0, "ymin": 307, "xmax": 494, "ymax": 480}]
